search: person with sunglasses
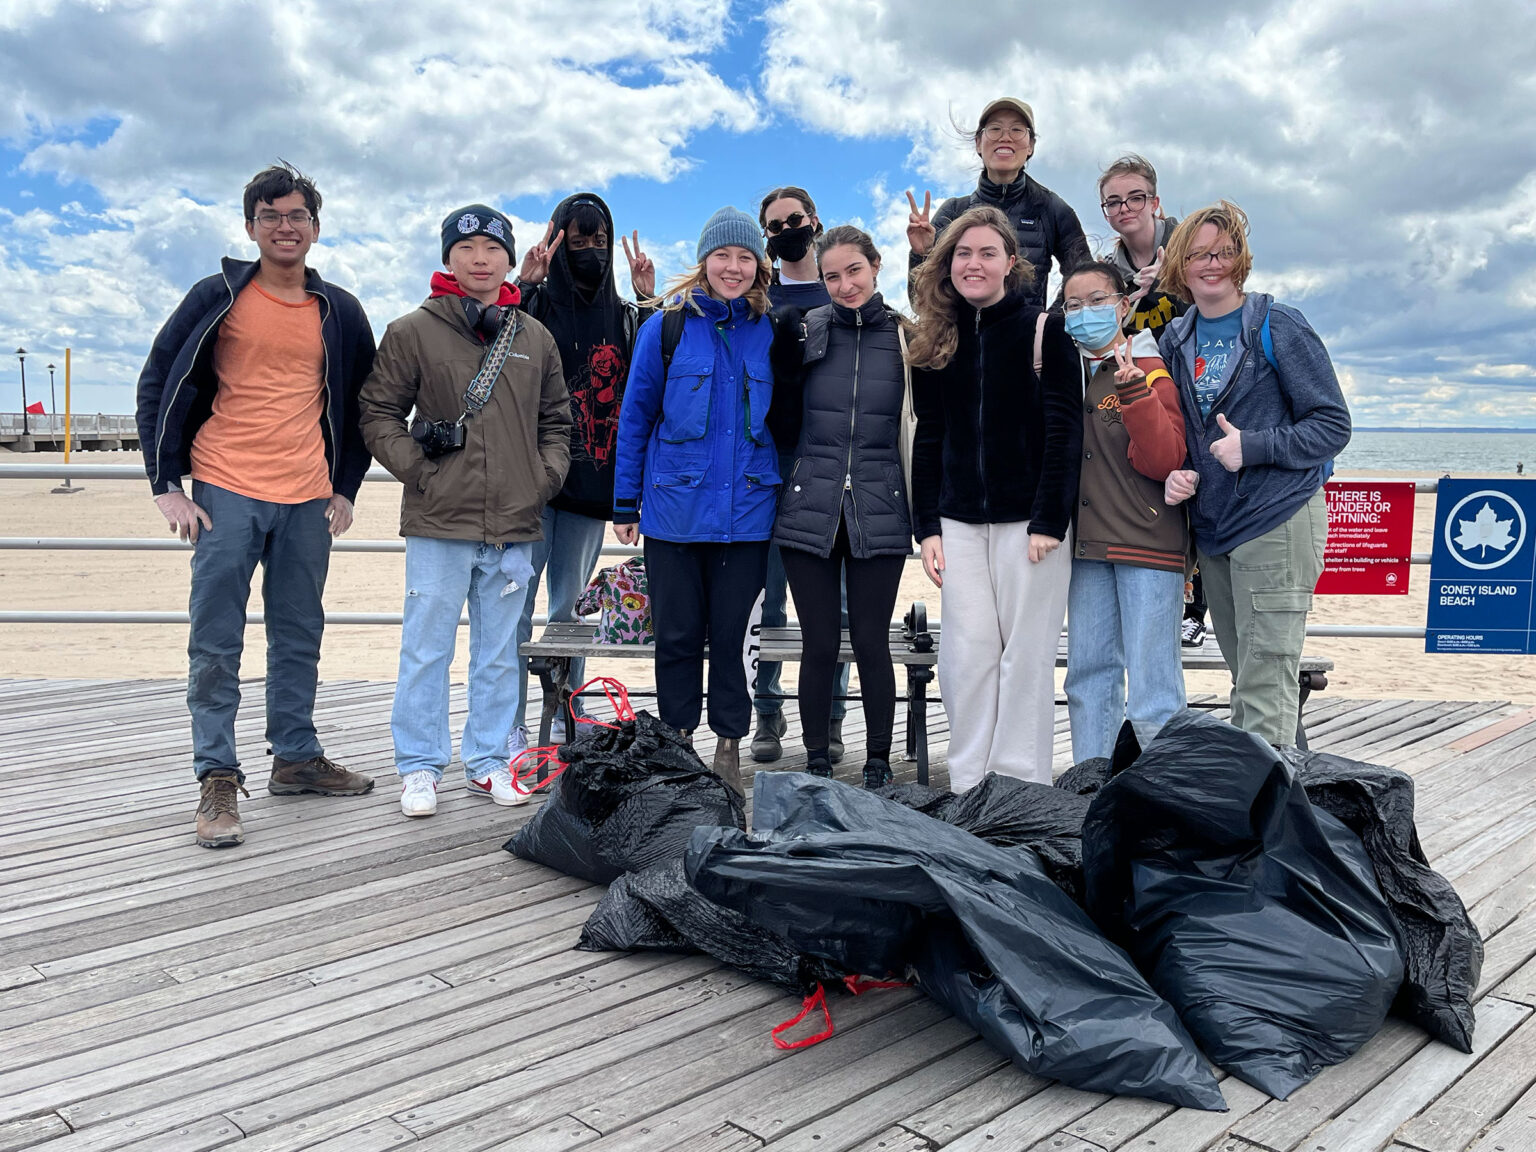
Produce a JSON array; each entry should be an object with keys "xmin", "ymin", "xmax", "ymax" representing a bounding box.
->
[
  {"xmin": 1159, "ymin": 202, "xmax": 1351, "ymax": 749},
  {"xmin": 906, "ymin": 97, "xmax": 1089, "ymax": 310},
  {"xmin": 135, "ymin": 162, "xmax": 378, "ymax": 849},
  {"xmin": 749, "ymin": 187, "xmax": 851, "ymax": 766},
  {"xmin": 1059, "ymin": 262, "xmax": 1188, "ymax": 763}
]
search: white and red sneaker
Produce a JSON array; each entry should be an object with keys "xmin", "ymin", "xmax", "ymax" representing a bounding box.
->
[{"xmin": 467, "ymin": 764, "xmax": 527, "ymax": 807}]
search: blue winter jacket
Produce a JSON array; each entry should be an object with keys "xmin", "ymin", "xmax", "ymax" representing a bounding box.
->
[
  {"xmin": 1159, "ymin": 292, "xmax": 1351, "ymax": 556},
  {"xmin": 612, "ymin": 292, "xmax": 781, "ymax": 543}
]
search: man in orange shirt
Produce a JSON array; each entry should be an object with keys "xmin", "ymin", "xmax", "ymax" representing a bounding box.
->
[{"xmin": 136, "ymin": 163, "xmax": 378, "ymax": 849}]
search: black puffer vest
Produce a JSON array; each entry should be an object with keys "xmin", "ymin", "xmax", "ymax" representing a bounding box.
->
[{"xmin": 773, "ymin": 296, "xmax": 912, "ymax": 559}]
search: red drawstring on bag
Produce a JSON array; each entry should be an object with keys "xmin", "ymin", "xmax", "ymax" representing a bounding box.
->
[
  {"xmin": 510, "ymin": 676, "xmax": 639, "ymax": 795},
  {"xmin": 770, "ymin": 975, "xmax": 908, "ymax": 1050}
]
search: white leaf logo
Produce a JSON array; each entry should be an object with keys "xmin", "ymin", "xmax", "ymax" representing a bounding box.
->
[{"xmin": 1455, "ymin": 501, "xmax": 1516, "ymax": 559}]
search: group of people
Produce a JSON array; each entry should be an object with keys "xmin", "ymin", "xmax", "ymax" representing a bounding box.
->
[{"xmin": 136, "ymin": 93, "xmax": 1350, "ymax": 850}]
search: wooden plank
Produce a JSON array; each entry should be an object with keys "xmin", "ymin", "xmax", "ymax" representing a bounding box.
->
[
  {"xmin": 1459, "ymin": 841, "xmax": 1536, "ymax": 929},
  {"xmin": 1296, "ymin": 996, "xmax": 1529, "ymax": 1152},
  {"xmin": 1494, "ymin": 952, "xmax": 1536, "ymax": 1008},
  {"xmin": 844, "ymin": 1130, "xmax": 931, "ymax": 1152},
  {"xmin": 939, "ymin": 1085, "xmax": 1111, "ymax": 1152},
  {"xmin": 107, "ymin": 1115, "xmax": 247, "ymax": 1152},
  {"xmin": 1117, "ymin": 1078, "xmax": 1268, "ymax": 1151},
  {"xmin": 1465, "ymin": 1078, "xmax": 1536, "ymax": 1151},
  {"xmin": 295, "ymin": 1117, "xmax": 420, "ymax": 1151},
  {"xmin": 1449, "ymin": 706, "xmax": 1536, "ymax": 753},
  {"xmin": 1395, "ymin": 1011, "xmax": 1536, "ymax": 1151},
  {"xmin": 899, "ymin": 1063, "xmax": 1049, "ymax": 1146},
  {"xmin": 1478, "ymin": 908, "xmax": 1536, "ymax": 998},
  {"xmin": 1056, "ymin": 1093, "xmax": 1178, "ymax": 1150},
  {"xmin": 0, "ymin": 1113, "xmax": 71, "ymax": 1151}
]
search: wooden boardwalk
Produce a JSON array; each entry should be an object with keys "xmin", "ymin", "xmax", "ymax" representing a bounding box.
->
[{"xmin": 2, "ymin": 678, "xmax": 1536, "ymax": 1152}]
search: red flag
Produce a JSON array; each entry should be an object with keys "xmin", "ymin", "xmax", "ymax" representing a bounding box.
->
[{"xmin": 24, "ymin": 401, "xmax": 44, "ymax": 414}]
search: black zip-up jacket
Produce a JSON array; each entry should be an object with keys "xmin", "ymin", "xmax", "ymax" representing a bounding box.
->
[
  {"xmin": 911, "ymin": 291, "xmax": 1083, "ymax": 542},
  {"xmin": 135, "ymin": 257, "xmax": 376, "ymax": 499},
  {"xmin": 773, "ymin": 295, "xmax": 912, "ymax": 559},
  {"xmin": 909, "ymin": 173, "xmax": 1090, "ymax": 310}
]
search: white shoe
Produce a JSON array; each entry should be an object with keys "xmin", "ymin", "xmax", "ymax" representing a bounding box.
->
[
  {"xmin": 400, "ymin": 772, "xmax": 438, "ymax": 817},
  {"xmin": 508, "ymin": 725, "xmax": 530, "ymax": 759},
  {"xmin": 467, "ymin": 763, "xmax": 528, "ymax": 807},
  {"xmin": 551, "ymin": 714, "xmax": 568, "ymax": 744}
]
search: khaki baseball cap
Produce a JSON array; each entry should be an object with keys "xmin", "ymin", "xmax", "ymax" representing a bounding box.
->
[{"xmin": 977, "ymin": 97, "xmax": 1036, "ymax": 135}]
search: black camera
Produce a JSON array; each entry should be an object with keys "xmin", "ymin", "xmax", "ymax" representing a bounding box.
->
[{"xmin": 410, "ymin": 416, "xmax": 465, "ymax": 460}]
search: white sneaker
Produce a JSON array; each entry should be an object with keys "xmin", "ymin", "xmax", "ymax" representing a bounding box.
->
[
  {"xmin": 400, "ymin": 772, "xmax": 438, "ymax": 817},
  {"xmin": 508, "ymin": 725, "xmax": 530, "ymax": 759},
  {"xmin": 467, "ymin": 763, "xmax": 528, "ymax": 807},
  {"xmin": 551, "ymin": 714, "xmax": 568, "ymax": 744}
]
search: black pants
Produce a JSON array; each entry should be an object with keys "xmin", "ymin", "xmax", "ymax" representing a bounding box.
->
[
  {"xmin": 781, "ymin": 522, "xmax": 906, "ymax": 759},
  {"xmin": 1185, "ymin": 570, "xmax": 1207, "ymax": 622},
  {"xmin": 645, "ymin": 537, "xmax": 770, "ymax": 739}
]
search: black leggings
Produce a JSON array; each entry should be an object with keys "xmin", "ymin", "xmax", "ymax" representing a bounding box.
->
[{"xmin": 781, "ymin": 521, "xmax": 906, "ymax": 759}]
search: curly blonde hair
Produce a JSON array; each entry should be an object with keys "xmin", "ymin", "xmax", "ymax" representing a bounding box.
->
[
  {"xmin": 652, "ymin": 258, "xmax": 773, "ymax": 319},
  {"xmin": 906, "ymin": 206, "xmax": 1031, "ymax": 370},
  {"xmin": 1160, "ymin": 200, "xmax": 1253, "ymax": 305}
]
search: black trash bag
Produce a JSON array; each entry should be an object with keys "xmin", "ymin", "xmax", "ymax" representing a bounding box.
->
[
  {"xmin": 577, "ymin": 858, "xmax": 845, "ymax": 994},
  {"xmin": 505, "ymin": 711, "xmax": 745, "ymax": 885},
  {"xmin": 1055, "ymin": 720, "xmax": 1144, "ymax": 797},
  {"xmin": 883, "ymin": 774, "xmax": 1091, "ymax": 905},
  {"xmin": 1283, "ymin": 748, "xmax": 1483, "ymax": 1052},
  {"xmin": 1083, "ymin": 710, "xmax": 1405, "ymax": 1100},
  {"xmin": 687, "ymin": 772, "xmax": 1228, "ymax": 1111}
]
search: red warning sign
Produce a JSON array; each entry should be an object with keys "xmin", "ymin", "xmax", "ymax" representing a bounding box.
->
[{"xmin": 1317, "ymin": 481, "xmax": 1415, "ymax": 595}]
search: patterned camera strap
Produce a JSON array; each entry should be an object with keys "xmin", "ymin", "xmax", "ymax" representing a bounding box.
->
[{"xmin": 461, "ymin": 308, "xmax": 522, "ymax": 418}]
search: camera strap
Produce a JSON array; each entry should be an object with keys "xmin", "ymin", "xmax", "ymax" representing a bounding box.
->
[{"xmin": 458, "ymin": 307, "xmax": 522, "ymax": 422}]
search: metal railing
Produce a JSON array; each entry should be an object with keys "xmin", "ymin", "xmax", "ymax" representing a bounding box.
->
[{"xmin": 0, "ymin": 463, "xmax": 1439, "ymax": 637}]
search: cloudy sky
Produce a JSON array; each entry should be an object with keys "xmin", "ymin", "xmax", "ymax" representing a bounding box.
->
[{"xmin": 2, "ymin": 0, "xmax": 1533, "ymax": 427}]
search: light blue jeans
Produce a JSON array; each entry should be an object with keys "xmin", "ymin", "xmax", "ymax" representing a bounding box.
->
[
  {"xmin": 392, "ymin": 536, "xmax": 534, "ymax": 781},
  {"xmin": 1064, "ymin": 559, "xmax": 1187, "ymax": 763},
  {"xmin": 513, "ymin": 505, "xmax": 608, "ymax": 728}
]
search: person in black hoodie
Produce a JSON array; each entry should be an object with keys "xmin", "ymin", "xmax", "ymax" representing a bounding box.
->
[
  {"xmin": 512, "ymin": 192, "xmax": 654, "ymax": 748},
  {"xmin": 907, "ymin": 97, "xmax": 1089, "ymax": 310},
  {"xmin": 908, "ymin": 205, "xmax": 1082, "ymax": 792},
  {"xmin": 772, "ymin": 225, "xmax": 910, "ymax": 789}
]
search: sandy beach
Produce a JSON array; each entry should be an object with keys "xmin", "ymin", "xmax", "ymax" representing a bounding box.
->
[{"xmin": 1, "ymin": 450, "xmax": 1531, "ymax": 705}]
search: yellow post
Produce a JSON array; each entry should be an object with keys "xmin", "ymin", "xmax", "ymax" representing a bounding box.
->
[{"xmin": 64, "ymin": 348, "xmax": 72, "ymax": 462}]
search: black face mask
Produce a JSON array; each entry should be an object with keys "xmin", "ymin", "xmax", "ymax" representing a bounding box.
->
[
  {"xmin": 767, "ymin": 226, "xmax": 815, "ymax": 264},
  {"xmin": 568, "ymin": 247, "xmax": 609, "ymax": 289}
]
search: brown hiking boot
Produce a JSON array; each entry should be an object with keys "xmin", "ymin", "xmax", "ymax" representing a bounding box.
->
[
  {"xmin": 196, "ymin": 771, "xmax": 249, "ymax": 849},
  {"xmin": 269, "ymin": 754, "xmax": 375, "ymax": 796},
  {"xmin": 712, "ymin": 736, "xmax": 744, "ymax": 798}
]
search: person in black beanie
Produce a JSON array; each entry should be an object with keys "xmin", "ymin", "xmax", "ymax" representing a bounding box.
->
[{"xmin": 510, "ymin": 192, "xmax": 655, "ymax": 748}]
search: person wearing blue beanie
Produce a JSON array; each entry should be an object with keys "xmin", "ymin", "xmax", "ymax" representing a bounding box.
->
[{"xmin": 612, "ymin": 206, "xmax": 792, "ymax": 794}]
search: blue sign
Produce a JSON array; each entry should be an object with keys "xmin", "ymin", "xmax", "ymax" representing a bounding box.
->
[{"xmin": 1426, "ymin": 479, "xmax": 1536, "ymax": 654}]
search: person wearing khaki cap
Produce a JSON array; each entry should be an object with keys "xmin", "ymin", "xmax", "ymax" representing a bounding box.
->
[{"xmin": 907, "ymin": 97, "xmax": 1089, "ymax": 310}]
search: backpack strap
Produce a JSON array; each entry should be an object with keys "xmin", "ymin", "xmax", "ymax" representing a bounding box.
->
[
  {"xmin": 1033, "ymin": 312, "xmax": 1047, "ymax": 377},
  {"xmin": 1260, "ymin": 309, "xmax": 1277, "ymax": 372},
  {"xmin": 660, "ymin": 307, "xmax": 687, "ymax": 374}
]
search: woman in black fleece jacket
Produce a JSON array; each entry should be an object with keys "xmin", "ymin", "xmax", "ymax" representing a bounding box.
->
[{"xmin": 908, "ymin": 205, "xmax": 1083, "ymax": 792}]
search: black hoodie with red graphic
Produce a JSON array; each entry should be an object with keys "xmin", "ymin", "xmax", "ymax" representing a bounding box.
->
[{"xmin": 516, "ymin": 191, "xmax": 650, "ymax": 521}]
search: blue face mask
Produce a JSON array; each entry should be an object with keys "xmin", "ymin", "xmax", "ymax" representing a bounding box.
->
[{"xmin": 1064, "ymin": 304, "xmax": 1122, "ymax": 352}]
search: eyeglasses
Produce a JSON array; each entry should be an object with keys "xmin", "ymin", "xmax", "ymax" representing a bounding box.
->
[
  {"xmin": 764, "ymin": 212, "xmax": 809, "ymax": 236},
  {"xmin": 1185, "ymin": 246, "xmax": 1239, "ymax": 267},
  {"xmin": 981, "ymin": 123, "xmax": 1031, "ymax": 141},
  {"xmin": 1062, "ymin": 292, "xmax": 1122, "ymax": 315},
  {"xmin": 1101, "ymin": 191, "xmax": 1151, "ymax": 216},
  {"xmin": 253, "ymin": 210, "xmax": 314, "ymax": 229}
]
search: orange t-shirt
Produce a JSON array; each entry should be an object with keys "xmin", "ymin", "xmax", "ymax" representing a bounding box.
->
[{"xmin": 190, "ymin": 281, "xmax": 332, "ymax": 504}]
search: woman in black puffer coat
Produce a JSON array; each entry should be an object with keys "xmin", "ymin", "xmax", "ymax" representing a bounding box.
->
[{"xmin": 772, "ymin": 225, "xmax": 912, "ymax": 789}]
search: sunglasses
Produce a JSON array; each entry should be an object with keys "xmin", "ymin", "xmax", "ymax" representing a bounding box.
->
[{"xmin": 764, "ymin": 211, "xmax": 810, "ymax": 235}]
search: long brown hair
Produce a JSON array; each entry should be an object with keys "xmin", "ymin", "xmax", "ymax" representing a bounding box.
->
[
  {"xmin": 653, "ymin": 258, "xmax": 774, "ymax": 319},
  {"xmin": 906, "ymin": 206, "xmax": 1031, "ymax": 369}
]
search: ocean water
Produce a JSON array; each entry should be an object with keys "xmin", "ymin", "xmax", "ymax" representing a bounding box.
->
[{"xmin": 1335, "ymin": 431, "xmax": 1536, "ymax": 476}]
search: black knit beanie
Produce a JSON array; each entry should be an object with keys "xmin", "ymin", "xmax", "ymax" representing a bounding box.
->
[{"xmin": 441, "ymin": 204, "xmax": 516, "ymax": 264}]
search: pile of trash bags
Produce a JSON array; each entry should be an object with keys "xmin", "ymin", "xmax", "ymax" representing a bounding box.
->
[{"xmin": 506, "ymin": 705, "xmax": 1482, "ymax": 1110}]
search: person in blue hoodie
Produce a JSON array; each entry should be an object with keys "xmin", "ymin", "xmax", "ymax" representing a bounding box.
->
[
  {"xmin": 1159, "ymin": 201, "xmax": 1351, "ymax": 748},
  {"xmin": 612, "ymin": 207, "xmax": 788, "ymax": 793}
]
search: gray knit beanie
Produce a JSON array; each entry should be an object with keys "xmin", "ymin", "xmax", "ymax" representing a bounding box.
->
[{"xmin": 696, "ymin": 206, "xmax": 766, "ymax": 264}]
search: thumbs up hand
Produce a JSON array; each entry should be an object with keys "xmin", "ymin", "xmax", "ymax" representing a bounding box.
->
[{"xmin": 1210, "ymin": 413, "xmax": 1244, "ymax": 472}]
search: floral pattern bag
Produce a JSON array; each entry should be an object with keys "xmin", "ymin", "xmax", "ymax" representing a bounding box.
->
[{"xmin": 575, "ymin": 556, "xmax": 654, "ymax": 645}]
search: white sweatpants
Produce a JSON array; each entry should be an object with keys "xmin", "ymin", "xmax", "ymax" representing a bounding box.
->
[{"xmin": 938, "ymin": 518, "xmax": 1071, "ymax": 791}]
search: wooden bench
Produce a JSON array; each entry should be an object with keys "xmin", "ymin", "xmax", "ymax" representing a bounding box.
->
[{"xmin": 523, "ymin": 602, "xmax": 1333, "ymax": 786}]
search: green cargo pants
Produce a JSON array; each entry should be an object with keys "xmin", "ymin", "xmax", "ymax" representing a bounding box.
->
[{"xmin": 1198, "ymin": 488, "xmax": 1327, "ymax": 747}]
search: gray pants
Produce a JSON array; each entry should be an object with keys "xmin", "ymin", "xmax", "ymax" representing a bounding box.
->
[{"xmin": 1198, "ymin": 489, "xmax": 1327, "ymax": 748}]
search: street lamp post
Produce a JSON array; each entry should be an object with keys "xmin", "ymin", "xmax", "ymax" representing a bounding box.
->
[
  {"xmin": 16, "ymin": 348, "xmax": 28, "ymax": 437},
  {"xmin": 48, "ymin": 364, "xmax": 57, "ymax": 442}
]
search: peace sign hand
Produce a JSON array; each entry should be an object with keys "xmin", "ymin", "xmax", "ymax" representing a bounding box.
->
[
  {"xmin": 518, "ymin": 222, "xmax": 564, "ymax": 286},
  {"xmin": 906, "ymin": 190, "xmax": 936, "ymax": 256},
  {"xmin": 1129, "ymin": 246, "xmax": 1164, "ymax": 304},
  {"xmin": 621, "ymin": 230, "xmax": 655, "ymax": 299},
  {"xmin": 1112, "ymin": 340, "xmax": 1145, "ymax": 386}
]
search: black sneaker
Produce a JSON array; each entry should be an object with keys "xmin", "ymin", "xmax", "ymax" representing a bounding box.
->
[
  {"xmin": 1181, "ymin": 618, "xmax": 1206, "ymax": 647},
  {"xmin": 805, "ymin": 755, "xmax": 834, "ymax": 779},
  {"xmin": 862, "ymin": 759, "xmax": 893, "ymax": 790}
]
